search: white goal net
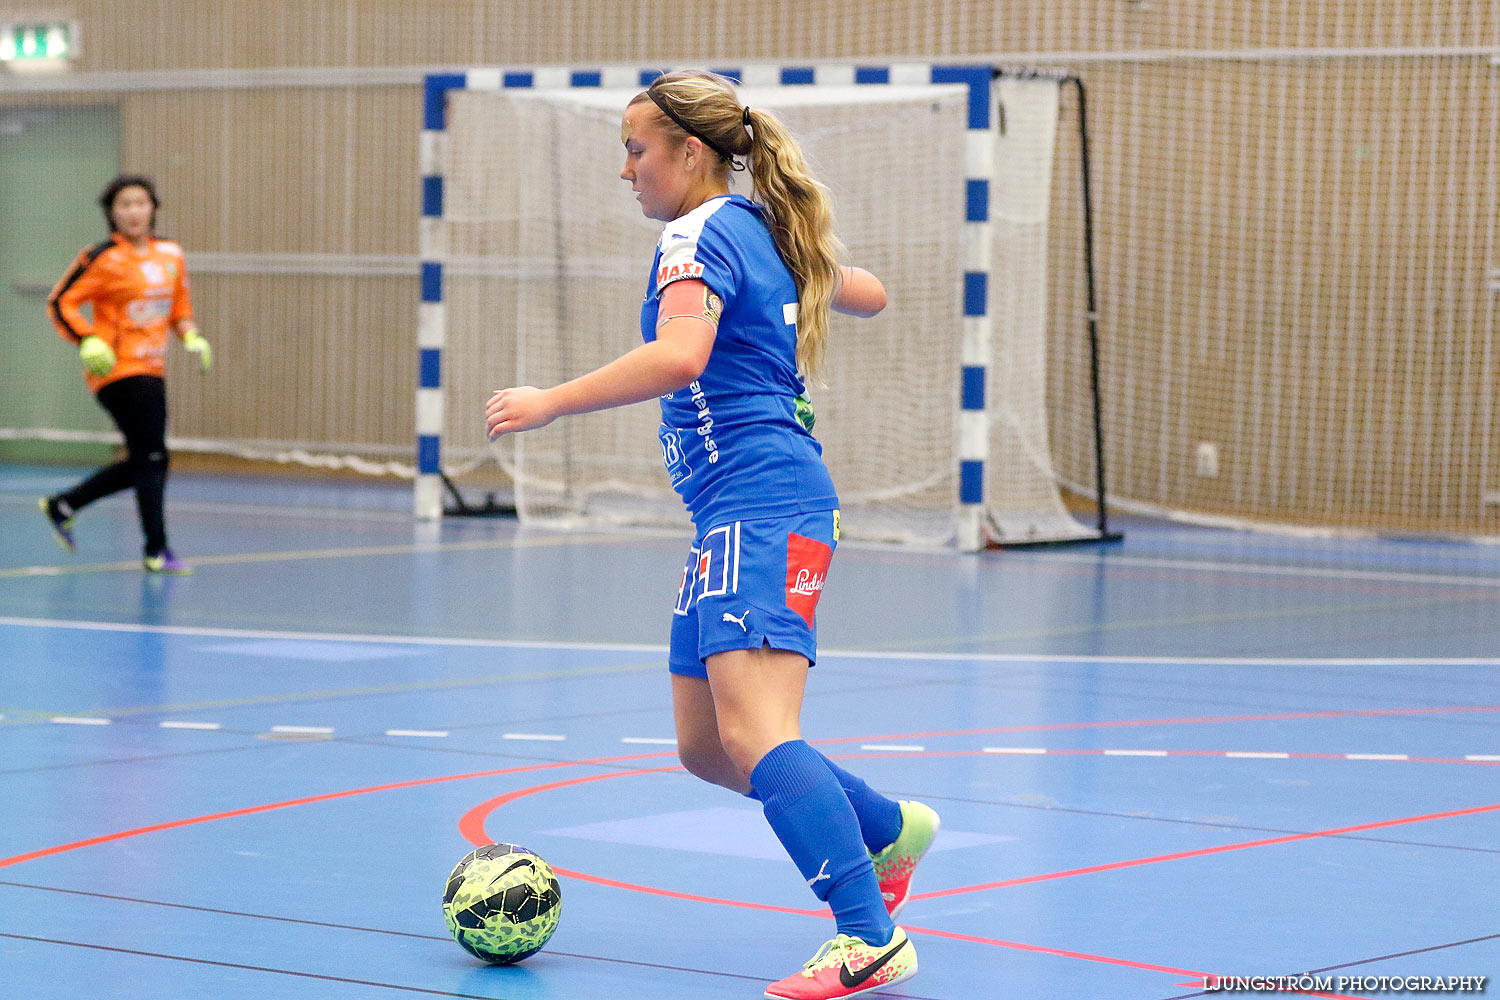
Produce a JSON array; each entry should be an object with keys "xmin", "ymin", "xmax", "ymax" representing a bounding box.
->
[{"xmin": 437, "ymin": 78, "xmax": 1090, "ymax": 546}]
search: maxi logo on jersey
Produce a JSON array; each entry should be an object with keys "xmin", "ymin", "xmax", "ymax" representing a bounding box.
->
[{"xmin": 657, "ymin": 260, "xmax": 704, "ymax": 285}]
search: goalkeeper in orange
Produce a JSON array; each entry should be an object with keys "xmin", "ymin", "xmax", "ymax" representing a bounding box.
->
[{"xmin": 40, "ymin": 174, "xmax": 210, "ymax": 574}]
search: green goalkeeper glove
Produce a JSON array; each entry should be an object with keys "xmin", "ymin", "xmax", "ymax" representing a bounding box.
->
[
  {"xmin": 182, "ymin": 330, "xmax": 212, "ymax": 373},
  {"xmin": 79, "ymin": 335, "xmax": 116, "ymax": 377}
]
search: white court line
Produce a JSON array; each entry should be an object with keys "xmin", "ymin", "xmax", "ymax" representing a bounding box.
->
[
  {"xmin": 0, "ymin": 617, "xmax": 666, "ymax": 655},
  {"xmin": 974, "ymin": 748, "xmax": 1473, "ymax": 762},
  {"xmin": 21, "ymin": 715, "xmax": 1496, "ymax": 766},
  {"xmin": 1009, "ymin": 550, "xmax": 1500, "ymax": 589},
  {"xmin": 3, "ymin": 616, "xmax": 1498, "ymax": 667}
]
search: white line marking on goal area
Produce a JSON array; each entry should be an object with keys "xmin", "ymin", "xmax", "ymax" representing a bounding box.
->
[
  {"xmin": 503, "ymin": 733, "xmax": 565, "ymax": 742},
  {"xmin": 621, "ymin": 737, "xmax": 677, "ymax": 745},
  {"xmin": 4, "ymin": 615, "xmax": 1497, "ymax": 668},
  {"xmin": 50, "ymin": 716, "xmax": 110, "ymax": 725},
  {"xmin": 386, "ymin": 729, "xmax": 449, "ymax": 738},
  {"xmin": 159, "ymin": 721, "xmax": 222, "ymax": 730},
  {"xmin": 860, "ymin": 744, "xmax": 925, "ymax": 752},
  {"xmin": 1009, "ymin": 550, "xmax": 1500, "ymax": 590},
  {"xmin": 980, "ymin": 748, "xmax": 1490, "ymax": 763},
  {"xmin": 271, "ymin": 725, "xmax": 334, "ymax": 735}
]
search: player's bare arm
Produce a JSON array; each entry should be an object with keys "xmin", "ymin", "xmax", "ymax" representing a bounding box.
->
[
  {"xmin": 487, "ymin": 304, "xmax": 715, "ymax": 439},
  {"xmin": 832, "ymin": 265, "xmax": 886, "ymax": 318}
]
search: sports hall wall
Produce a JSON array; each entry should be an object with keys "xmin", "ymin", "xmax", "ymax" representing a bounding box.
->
[{"xmin": 1, "ymin": 1, "xmax": 1496, "ymax": 535}]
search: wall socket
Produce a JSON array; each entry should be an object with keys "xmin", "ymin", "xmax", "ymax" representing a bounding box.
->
[{"xmin": 1195, "ymin": 442, "xmax": 1220, "ymax": 478}]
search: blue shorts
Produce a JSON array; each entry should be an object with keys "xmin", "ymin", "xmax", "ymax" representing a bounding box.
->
[{"xmin": 668, "ymin": 510, "xmax": 839, "ymax": 678}]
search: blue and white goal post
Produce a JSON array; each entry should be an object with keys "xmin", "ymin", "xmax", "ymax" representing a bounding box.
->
[{"xmin": 418, "ymin": 63, "xmax": 1106, "ymax": 551}]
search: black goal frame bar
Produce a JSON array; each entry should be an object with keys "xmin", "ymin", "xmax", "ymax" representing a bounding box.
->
[{"xmin": 986, "ymin": 68, "xmax": 1122, "ymax": 549}]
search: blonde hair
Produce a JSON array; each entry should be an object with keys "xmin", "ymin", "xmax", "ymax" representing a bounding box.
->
[{"xmin": 632, "ymin": 70, "xmax": 843, "ymax": 382}]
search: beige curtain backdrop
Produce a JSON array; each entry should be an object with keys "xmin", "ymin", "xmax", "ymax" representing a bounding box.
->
[{"xmin": 2, "ymin": 1, "xmax": 1496, "ymax": 533}]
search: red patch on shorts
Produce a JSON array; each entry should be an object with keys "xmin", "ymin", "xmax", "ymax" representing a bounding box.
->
[{"xmin": 785, "ymin": 533, "xmax": 832, "ymax": 627}]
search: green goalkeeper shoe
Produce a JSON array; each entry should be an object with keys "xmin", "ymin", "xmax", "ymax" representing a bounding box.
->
[
  {"xmin": 871, "ymin": 801, "xmax": 940, "ymax": 918},
  {"xmin": 39, "ymin": 497, "xmax": 76, "ymax": 554}
]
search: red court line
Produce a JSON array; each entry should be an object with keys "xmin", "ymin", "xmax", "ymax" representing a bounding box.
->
[
  {"xmin": 450, "ymin": 757, "xmax": 1500, "ymax": 912},
  {"xmin": 5, "ymin": 739, "xmax": 1433, "ymax": 997},
  {"xmin": 910, "ymin": 800, "xmax": 1500, "ymax": 903},
  {"xmin": 899, "ymin": 927, "xmax": 1368, "ymax": 998},
  {"xmin": 458, "ymin": 779, "xmax": 1374, "ymax": 997},
  {"xmin": 0, "ymin": 751, "xmax": 675, "ymax": 871},
  {"xmin": 549, "ymin": 866, "xmax": 823, "ymax": 918},
  {"xmin": 456, "ymin": 767, "xmax": 821, "ymax": 918},
  {"xmin": 815, "ymin": 704, "xmax": 1500, "ymax": 745}
]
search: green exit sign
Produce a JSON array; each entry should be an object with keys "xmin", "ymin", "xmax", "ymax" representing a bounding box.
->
[{"xmin": 0, "ymin": 21, "xmax": 76, "ymax": 62}]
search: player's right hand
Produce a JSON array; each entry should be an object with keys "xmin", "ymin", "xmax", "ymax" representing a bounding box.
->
[{"xmin": 79, "ymin": 336, "xmax": 116, "ymax": 377}]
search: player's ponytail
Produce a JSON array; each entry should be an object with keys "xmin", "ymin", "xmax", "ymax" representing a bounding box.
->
[
  {"xmin": 741, "ymin": 107, "xmax": 842, "ymax": 384},
  {"xmin": 636, "ymin": 71, "xmax": 843, "ymax": 383}
]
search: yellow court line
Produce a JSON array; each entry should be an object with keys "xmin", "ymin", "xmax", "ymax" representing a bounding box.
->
[{"xmin": 0, "ymin": 530, "xmax": 652, "ymax": 580}]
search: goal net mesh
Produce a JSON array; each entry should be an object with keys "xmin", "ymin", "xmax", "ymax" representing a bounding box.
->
[{"xmin": 441, "ymin": 84, "xmax": 975, "ymax": 542}]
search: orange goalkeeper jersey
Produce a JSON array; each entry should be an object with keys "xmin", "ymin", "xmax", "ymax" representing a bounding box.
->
[{"xmin": 47, "ymin": 233, "xmax": 195, "ymax": 393}]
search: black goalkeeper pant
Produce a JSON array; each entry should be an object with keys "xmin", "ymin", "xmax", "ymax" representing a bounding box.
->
[{"xmin": 59, "ymin": 374, "xmax": 172, "ymax": 557}]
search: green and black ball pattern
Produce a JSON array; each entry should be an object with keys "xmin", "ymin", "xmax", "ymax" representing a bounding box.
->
[{"xmin": 442, "ymin": 843, "xmax": 562, "ymax": 964}]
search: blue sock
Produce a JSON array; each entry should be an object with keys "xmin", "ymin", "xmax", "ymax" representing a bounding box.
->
[
  {"xmin": 745, "ymin": 751, "xmax": 903, "ymax": 855},
  {"xmin": 751, "ymin": 740, "xmax": 894, "ymax": 945},
  {"xmin": 817, "ymin": 756, "xmax": 903, "ymax": 854}
]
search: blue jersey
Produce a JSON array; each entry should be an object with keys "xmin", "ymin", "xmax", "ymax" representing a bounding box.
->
[{"xmin": 641, "ymin": 194, "xmax": 838, "ymax": 529}]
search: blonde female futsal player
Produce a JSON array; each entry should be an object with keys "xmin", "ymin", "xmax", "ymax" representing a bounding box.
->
[{"xmin": 486, "ymin": 71, "xmax": 939, "ymax": 999}]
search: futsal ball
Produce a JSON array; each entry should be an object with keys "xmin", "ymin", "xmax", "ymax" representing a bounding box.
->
[{"xmin": 442, "ymin": 843, "xmax": 562, "ymax": 964}]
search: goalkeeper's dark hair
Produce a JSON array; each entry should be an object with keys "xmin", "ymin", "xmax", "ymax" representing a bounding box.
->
[
  {"xmin": 99, "ymin": 174, "xmax": 159, "ymax": 233},
  {"xmin": 633, "ymin": 70, "xmax": 843, "ymax": 382}
]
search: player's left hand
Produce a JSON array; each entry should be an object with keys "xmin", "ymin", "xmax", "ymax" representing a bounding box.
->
[
  {"xmin": 486, "ymin": 386, "xmax": 555, "ymax": 439},
  {"xmin": 182, "ymin": 330, "xmax": 212, "ymax": 373}
]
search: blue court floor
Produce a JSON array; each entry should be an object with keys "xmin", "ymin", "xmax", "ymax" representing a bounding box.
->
[{"xmin": 1, "ymin": 462, "xmax": 1497, "ymax": 999}]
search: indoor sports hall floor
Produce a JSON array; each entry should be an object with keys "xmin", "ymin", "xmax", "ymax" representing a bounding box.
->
[{"xmin": 1, "ymin": 461, "xmax": 1497, "ymax": 999}]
